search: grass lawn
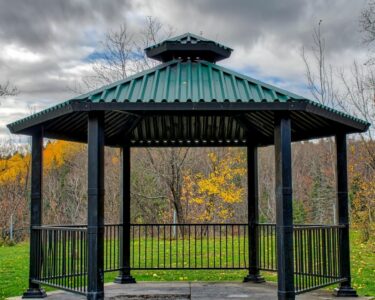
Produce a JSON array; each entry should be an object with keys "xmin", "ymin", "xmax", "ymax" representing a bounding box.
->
[{"xmin": 0, "ymin": 231, "xmax": 373, "ymax": 299}]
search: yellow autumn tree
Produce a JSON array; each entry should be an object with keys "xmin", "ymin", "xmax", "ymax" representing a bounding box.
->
[
  {"xmin": 0, "ymin": 140, "xmax": 84, "ymax": 186},
  {"xmin": 182, "ymin": 149, "xmax": 246, "ymax": 223},
  {"xmin": 349, "ymin": 142, "xmax": 375, "ymax": 242},
  {"xmin": 43, "ymin": 140, "xmax": 84, "ymax": 170},
  {"xmin": 0, "ymin": 140, "xmax": 85, "ymax": 234},
  {"xmin": 0, "ymin": 152, "xmax": 30, "ymax": 185}
]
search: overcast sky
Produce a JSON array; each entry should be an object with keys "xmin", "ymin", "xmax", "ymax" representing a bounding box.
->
[{"xmin": 0, "ymin": 0, "xmax": 370, "ymax": 141}]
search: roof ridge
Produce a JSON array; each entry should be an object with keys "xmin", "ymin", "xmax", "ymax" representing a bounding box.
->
[
  {"xmin": 144, "ymin": 32, "xmax": 232, "ymax": 52},
  {"xmin": 169, "ymin": 32, "xmax": 211, "ymax": 42}
]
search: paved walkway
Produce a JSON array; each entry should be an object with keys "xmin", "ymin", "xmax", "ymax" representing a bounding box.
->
[{"xmin": 8, "ymin": 282, "xmax": 371, "ymax": 300}]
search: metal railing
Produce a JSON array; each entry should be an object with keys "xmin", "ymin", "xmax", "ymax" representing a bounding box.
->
[
  {"xmin": 132, "ymin": 224, "xmax": 249, "ymax": 269},
  {"xmin": 103, "ymin": 224, "xmax": 120, "ymax": 272},
  {"xmin": 103, "ymin": 224, "xmax": 250, "ymax": 270},
  {"xmin": 293, "ymin": 224, "xmax": 346, "ymax": 294},
  {"xmin": 31, "ymin": 225, "xmax": 88, "ymax": 295},
  {"xmin": 29, "ymin": 223, "xmax": 346, "ymax": 296},
  {"xmin": 257, "ymin": 223, "xmax": 277, "ymax": 271}
]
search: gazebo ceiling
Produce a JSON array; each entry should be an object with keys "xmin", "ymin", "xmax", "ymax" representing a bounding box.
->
[{"xmin": 7, "ymin": 33, "xmax": 370, "ymax": 147}]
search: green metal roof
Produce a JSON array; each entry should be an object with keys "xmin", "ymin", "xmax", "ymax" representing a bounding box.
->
[
  {"xmin": 8, "ymin": 58, "xmax": 369, "ymax": 131},
  {"xmin": 74, "ymin": 59, "xmax": 301, "ymax": 103}
]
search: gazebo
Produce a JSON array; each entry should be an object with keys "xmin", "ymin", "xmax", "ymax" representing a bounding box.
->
[{"xmin": 8, "ymin": 33, "xmax": 369, "ymax": 300}]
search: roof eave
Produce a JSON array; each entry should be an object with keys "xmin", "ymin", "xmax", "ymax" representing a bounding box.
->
[
  {"xmin": 7, "ymin": 101, "xmax": 77, "ymax": 134},
  {"xmin": 7, "ymin": 101, "xmax": 369, "ymax": 136},
  {"xmin": 304, "ymin": 101, "xmax": 370, "ymax": 133}
]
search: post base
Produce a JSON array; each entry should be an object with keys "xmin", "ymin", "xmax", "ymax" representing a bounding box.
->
[
  {"xmin": 87, "ymin": 291, "xmax": 104, "ymax": 300},
  {"xmin": 333, "ymin": 286, "xmax": 358, "ymax": 297},
  {"xmin": 243, "ymin": 273, "xmax": 265, "ymax": 283},
  {"xmin": 114, "ymin": 274, "xmax": 136, "ymax": 284},
  {"xmin": 277, "ymin": 291, "xmax": 295, "ymax": 300},
  {"xmin": 22, "ymin": 288, "xmax": 47, "ymax": 298}
]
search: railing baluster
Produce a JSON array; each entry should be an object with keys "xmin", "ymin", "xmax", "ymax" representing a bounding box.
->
[
  {"xmin": 176, "ymin": 224, "xmax": 178, "ymax": 268},
  {"xmin": 169, "ymin": 225, "xmax": 172, "ymax": 268},
  {"xmin": 81, "ymin": 229, "xmax": 83, "ymax": 292},
  {"xmin": 194, "ymin": 225, "xmax": 197, "ymax": 268},
  {"xmin": 237, "ymin": 225, "xmax": 240, "ymax": 268},
  {"xmin": 182, "ymin": 225, "xmax": 185, "ymax": 268},
  {"xmin": 231, "ymin": 225, "xmax": 233, "ymax": 268},
  {"xmin": 219, "ymin": 225, "xmax": 222, "ymax": 268},
  {"xmin": 163, "ymin": 225, "xmax": 166, "ymax": 268},
  {"xmin": 225, "ymin": 225, "xmax": 228, "ymax": 268},
  {"xmin": 244, "ymin": 225, "xmax": 247, "ymax": 268},
  {"xmin": 134, "ymin": 225, "xmax": 135, "ymax": 268},
  {"xmin": 188, "ymin": 225, "xmax": 191, "ymax": 268},
  {"xmin": 150, "ymin": 226, "xmax": 153, "ymax": 268},
  {"xmin": 156, "ymin": 225, "xmax": 159, "ymax": 268},
  {"xmin": 138, "ymin": 225, "xmax": 141, "ymax": 268},
  {"xmin": 71, "ymin": 231, "xmax": 74, "ymax": 290},
  {"xmin": 200, "ymin": 225, "xmax": 203, "ymax": 268},
  {"xmin": 207, "ymin": 225, "xmax": 210, "ymax": 268}
]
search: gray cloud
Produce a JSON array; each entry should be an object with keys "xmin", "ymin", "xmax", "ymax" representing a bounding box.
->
[
  {"xmin": 146, "ymin": 0, "xmax": 367, "ymax": 54},
  {"xmin": 0, "ymin": 0, "xmax": 133, "ymax": 50},
  {"xmin": 0, "ymin": 0, "xmax": 370, "ymax": 139}
]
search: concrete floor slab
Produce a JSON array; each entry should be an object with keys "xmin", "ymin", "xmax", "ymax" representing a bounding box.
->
[{"xmin": 7, "ymin": 282, "xmax": 373, "ymax": 300}]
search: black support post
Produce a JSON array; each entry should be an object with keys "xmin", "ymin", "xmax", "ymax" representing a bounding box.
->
[
  {"xmin": 274, "ymin": 115, "xmax": 295, "ymax": 300},
  {"xmin": 23, "ymin": 128, "xmax": 47, "ymax": 298},
  {"xmin": 115, "ymin": 145, "xmax": 136, "ymax": 284},
  {"xmin": 333, "ymin": 134, "xmax": 357, "ymax": 297},
  {"xmin": 87, "ymin": 112, "xmax": 105, "ymax": 300},
  {"xmin": 244, "ymin": 145, "xmax": 265, "ymax": 283}
]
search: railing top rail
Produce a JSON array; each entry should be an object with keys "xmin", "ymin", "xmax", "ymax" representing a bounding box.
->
[
  {"xmin": 32, "ymin": 225, "xmax": 87, "ymax": 231},
  {"xmin": 257, "ymin": 223, "xmax": 343, "ymax": 227},
  {"xmin": 129, "ymin": 223, "xmax": 249, "ymax": 226},
  {"xmin": 40, "ymin": 224, "xmax": 87, "ymax": 228},
  {"xmin": 33, "ymin": 223, "xmax": 344, "ymax": 228},
  {"xmin": 293, "ymin": 224, "xmax": 345, "ymax": 229}
]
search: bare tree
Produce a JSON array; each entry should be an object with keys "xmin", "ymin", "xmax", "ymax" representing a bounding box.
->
[
  {"xmin": 340, "ymin": 0, "xmax": 375, "ymax": 168},
  {"xmin": 360, "ymin": 0, "xmax": 375, "ymax": 65},
  {"xmin": 303, "ymin": 14, "xmax": 375, "ymax": 236},
  {"xmin": 76, "ymin": 16, "xmax": 174, "ymax": 92},
  {"xmin": 75, "ymin": 18, "xmax": 188, "ymax": 225},
  {"xmin": 0, "ymin": 81, "xmax": 18, "ymax": 97},
  {"xmin": 301, "ymin": 21, "xmax": 337, "ymax": 108},
  {"xmin": 133, "ymin": 16, "xmax": 175, "ymax": 72},
  {"xmin": 301, "ymin": 21, "xmax": 339, "ymax": 223},
  {"xmin": 145, "ymin": 148, "xmax": 190, "ymax": 225},
  {"xmin": 338, "ymin": 63, "xmax": 375, "ymax": 170}
]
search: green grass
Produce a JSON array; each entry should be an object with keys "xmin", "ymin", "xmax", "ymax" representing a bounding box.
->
[
  {"xmin": 0, "ymin": 231, "xmax": 373, "ymax": 299},
  {"xmin": 350, "ymin": 231, "xmax": 375, "ymax": 296}
]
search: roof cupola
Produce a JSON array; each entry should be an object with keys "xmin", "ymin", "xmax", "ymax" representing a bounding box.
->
[{"xmin": 144, "ymin": 32, "xmax": 232, "ymax": 63}]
